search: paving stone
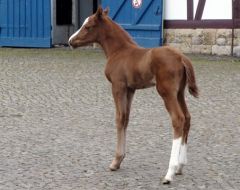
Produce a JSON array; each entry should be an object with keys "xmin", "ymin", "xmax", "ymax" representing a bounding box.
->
[{"xmin": 0, "ymin": 48, "xmax": 240, "ymax": 190}]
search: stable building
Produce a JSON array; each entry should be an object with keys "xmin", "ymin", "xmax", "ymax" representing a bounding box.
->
[
  {"xmin": 164, "ymin": 0, "xmax": 240, "ymax": 56},
  {"xmin": 0, "ymin": 0, "xmax": 239, "ymax": 57},
  {"xmin": 0, "ymin": 0, "xmax": 99, "ymax": 48}
]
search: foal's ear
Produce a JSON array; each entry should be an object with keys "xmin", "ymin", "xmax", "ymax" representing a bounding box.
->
[
  {"xmin": 103, "ymin": 7, "xmax": 110, "ymax": 15},
  {"xmin": 96, "ymin": 6, "xmax": 103, "ymax": 19}
]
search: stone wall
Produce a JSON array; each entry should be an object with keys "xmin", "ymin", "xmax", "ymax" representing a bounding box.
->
[{"xmin": 164, "ymin": 29, "xmax": 240, "ymax": 57}]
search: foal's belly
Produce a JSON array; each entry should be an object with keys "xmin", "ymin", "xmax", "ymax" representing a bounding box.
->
[{"xmin": 128, "ymin": 77, "xmax": 156, "ymax": 89}]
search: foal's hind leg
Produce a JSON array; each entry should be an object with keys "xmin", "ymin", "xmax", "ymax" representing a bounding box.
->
[
  {"xmin": 175, "ymin": 91, "xmax": 191, "ymax": 175},
  {"xmin": 157, "ymin": 85, "xmax": 185, "ymax": 184},
  {"xmin": 109, "ymin": 85, "xmax": 135, "ymax": 171}
]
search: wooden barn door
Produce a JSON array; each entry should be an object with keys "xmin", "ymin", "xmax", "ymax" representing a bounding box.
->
[
  {"xmin": 0, "ymin": 0, "xmax": 51, "ymax": 48},
  {"xmin": 101, "ymin": 0, "xmax": 163, "ymax": 47}
]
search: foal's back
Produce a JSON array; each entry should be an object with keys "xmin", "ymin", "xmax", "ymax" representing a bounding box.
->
[{"xmin": 106, "ymin": 45, "xmax": 187, "ymax": 90}]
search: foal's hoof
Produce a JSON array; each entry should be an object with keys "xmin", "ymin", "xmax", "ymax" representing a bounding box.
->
[
  {"xmin": 175, "ymin": 164, "xmax": 184, "ymax": 175},
  {"xmin": 162, "ymin": 179, "xmax": 171, "ymax": 185},
  {"xmin": 109, "ymin": 164, "xmax": 120, "ymax": 171},
  {"xmin": 175, "ymin": 171, "xmax": 183, "ymax": 175},
  {"xmin": 109, "ymin": 155, "xmax": 124, "ymax": 171}
]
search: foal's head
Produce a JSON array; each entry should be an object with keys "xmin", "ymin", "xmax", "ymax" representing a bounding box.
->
[{"xmin": 68, "ymin": 7, "xmax": 109, "ymax": 48}]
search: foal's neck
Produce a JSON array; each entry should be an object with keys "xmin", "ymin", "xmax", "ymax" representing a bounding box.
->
[{"xmin": 98, "ymin": 19, "xmax": 137, "ymax": 58}]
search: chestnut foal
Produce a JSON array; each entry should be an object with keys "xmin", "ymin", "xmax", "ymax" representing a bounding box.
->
[{"xmin": 69, "ymin": 7, "xmax": 199, "ymax": 184}]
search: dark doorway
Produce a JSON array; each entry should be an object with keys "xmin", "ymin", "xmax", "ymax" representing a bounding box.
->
[
  {"xmin": 56, "ymin": 0, "xmax": 72, "ymax": 25},
  {"xmin": 93, "ymin": 0, "xmax": 98, "ymax": 13}
]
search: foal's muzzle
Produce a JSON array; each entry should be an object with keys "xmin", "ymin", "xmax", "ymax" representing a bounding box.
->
[
  {"xmin": 68, "ymin": 39, "xmax": 78, "ymax": 49},
  {"xmin": 68, "ymin": 39, "xmax": 74, "ymax": 49}
]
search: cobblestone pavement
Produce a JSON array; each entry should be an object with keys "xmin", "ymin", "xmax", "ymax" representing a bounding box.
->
[{"xmin": 0, "ymin": 48, "xmax": 240, "ymax": 190}]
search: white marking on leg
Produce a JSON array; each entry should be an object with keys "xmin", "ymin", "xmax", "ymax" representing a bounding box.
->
[
  {"xmin": 179, "ymin": 144, "xmax": 187, "ymax": 165},
  {"xmin": 176, "ymin": 144, "xmax": 187, "ymax": 174},
  {"xmin": 165, "ymin": 137, "xmax": 182, "ymax": 181},
  {"xmin": 69, "ymin": 17, "xmax": 89, "ymax": 42}
]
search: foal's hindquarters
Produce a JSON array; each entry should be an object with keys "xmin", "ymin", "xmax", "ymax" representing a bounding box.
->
[{"xmin": 108, "ymin": 47, "xmax": 198, "ymax": 184}]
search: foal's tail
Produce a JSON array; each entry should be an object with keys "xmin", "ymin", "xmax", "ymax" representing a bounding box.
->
[{"xmin": 182, "ymin": 56, "xmax": 199, "ymax": 98}]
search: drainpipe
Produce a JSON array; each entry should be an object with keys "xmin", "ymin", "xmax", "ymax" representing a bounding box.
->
[{"xmin": 231, "ymin": 0, "xmax": 235, "ymax": 56}]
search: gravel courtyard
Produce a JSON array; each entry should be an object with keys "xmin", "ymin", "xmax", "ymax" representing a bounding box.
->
[{"xmin": 0, "ymin": 48, "xmax": 240, "ymax": 190}]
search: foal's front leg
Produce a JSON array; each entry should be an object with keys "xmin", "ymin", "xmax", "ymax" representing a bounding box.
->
[{"xmin": 109, "ymin": 84, "xmax": 134, "ymax": 171}]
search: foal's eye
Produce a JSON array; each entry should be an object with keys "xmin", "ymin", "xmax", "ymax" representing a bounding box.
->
[{"xmin": 86, "ymin": 26, "xmax": 93, "ymax": 32}]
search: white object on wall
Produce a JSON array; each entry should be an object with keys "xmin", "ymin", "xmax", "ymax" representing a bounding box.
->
[
  {"xmin": 164, "ymin": 0, "xmax": 187, "ymax": 20},
  {"xmin": 202, "ymin": 0, "xmax": 232, "ymax": 19}
]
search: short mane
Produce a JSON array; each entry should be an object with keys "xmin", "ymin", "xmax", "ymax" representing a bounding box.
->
[{"xmin": 106, "ymin": 17, "xmax": 138, "ymax": 46}]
